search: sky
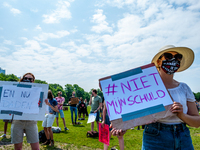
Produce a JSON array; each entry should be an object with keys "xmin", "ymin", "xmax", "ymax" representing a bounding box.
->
[{"xmin": 0, "ymin": 0, "xmax": 200, "ymax": 93}]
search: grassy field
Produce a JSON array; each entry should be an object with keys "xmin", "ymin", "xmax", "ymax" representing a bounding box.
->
[{"xmin": 0, "ymin": 106, "xmax": 200, "ymax": 150}]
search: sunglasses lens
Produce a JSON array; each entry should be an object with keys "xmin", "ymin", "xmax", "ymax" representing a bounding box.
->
[
  {"xmin": 24, "ymin": 77, "xmax": 33, "ymax": 81},
  {"xmin": 164, "ymin": 53, "xmax": 173, "ymax": 59},
  {"xmin": 175, "ymin": 54, "xmax": 182, "ymax": 60},
  {"xmin": 163, "ymin": 53, "xmax": 182, "ymax": 60}
]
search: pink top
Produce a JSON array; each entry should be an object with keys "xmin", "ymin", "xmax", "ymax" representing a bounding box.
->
[{"xmin": 55, "ymin": 97, "xmax": 65, "ymax": 110}]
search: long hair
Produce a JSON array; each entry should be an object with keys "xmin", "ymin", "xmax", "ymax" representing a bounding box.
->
[
  {"xmin": 20, "ymin": 72, "xmax": 35, "ymax": 82},
  {"xmin": 48, "ymin": 90, "xmax": 54, "ymax": 100}
]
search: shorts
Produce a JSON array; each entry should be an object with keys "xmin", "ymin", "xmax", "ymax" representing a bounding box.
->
[
  {"xmin": 42, "ymin": 114, "xmax": 56, "ymax": 128},
  {"xmin": 56, "ymin": 109, "xmax": 64, "ymax": 118},
  {"xmin": 78, "ymin": 109, "xmax": 85, "ymax": 114},
  {"xmin": 11, "ymin": 120, "xmax": 39, "ymax": 144},
  {"xmin": 90, "ymin": 111, "xmax": 100, "ymax": 122}
]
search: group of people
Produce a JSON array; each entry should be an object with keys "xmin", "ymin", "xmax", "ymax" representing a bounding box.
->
[{"xmin": 1, "ymin": 45, "xmax": 200, "ymax": 150}]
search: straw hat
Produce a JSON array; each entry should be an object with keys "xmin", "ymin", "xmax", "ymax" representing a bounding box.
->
[{"xmin": 152, "ymin": 45, "xmax": 194, "ymax": 72}]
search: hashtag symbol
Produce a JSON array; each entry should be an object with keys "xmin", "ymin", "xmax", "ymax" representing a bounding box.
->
[{"xmin": 105, "ymin": 84, "xmax": 118, "ymax": 96}]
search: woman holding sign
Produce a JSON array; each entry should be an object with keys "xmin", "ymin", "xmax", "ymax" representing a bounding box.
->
[
  {"xmin": 112, "ymin": 45, "xmax": 200, "ymax": 150},
  {"xmin": 141, "ymin": 45, "xmax": 200, "ymax": 150},
  {"xmin": 11, "ymin": 73, "xmax": 40, "ymax": 150}
]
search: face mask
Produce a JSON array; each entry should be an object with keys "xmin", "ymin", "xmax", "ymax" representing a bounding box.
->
[
  {"xmin": 161, "ymin": 58, "xmax": 180, "ymax": 75},
  {"xmin": 59, "ymin": 94, "xmax": 62, "ymax": 97},
  {"xmin": 22, "ymin": 79, "xmax": 32, "ymax": 82},
  {"xmin": 73, "ymin": 93, "xmax": 75, "ymax": 96}
]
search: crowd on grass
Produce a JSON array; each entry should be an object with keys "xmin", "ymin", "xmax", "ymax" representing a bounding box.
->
[{"xmin": 1, "ymin": 45, "xmax": 200, "ymax": 150}]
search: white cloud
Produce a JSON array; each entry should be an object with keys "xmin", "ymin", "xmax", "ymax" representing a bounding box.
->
[
  {"xmin": 91, "ymin": 9, "xmax": 113, "ymax": 33},
  {"xmin": 35, "ymin": 25, "xmax": 42, "ymax": 30},
  {"xmin": 3, "ymin": 40, "xmax": 13, "ymax": 45},
  {"xmin": 3, "ymin": 2, "xmax": 21, "ymax": 15},
  {"xmin": 43, "ymin": 1, "xmax": 72, "ymax": 24},
  {"xmin": 24, "ymin": 40, "xmax": 41, "ymax": 51},
  {"xmin": 30, "ymin": 9, "xmax": 38, "ymax": 13},
  {"xmin": 70, "ymin": 29, "xmax": 78, "ymax": 33},
  {"xmin": 34, "ymin": 30, "xmax": 70, "ymax": 41}
]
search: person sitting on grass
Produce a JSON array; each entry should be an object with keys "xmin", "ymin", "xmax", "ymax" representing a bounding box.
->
[
  {"xmin": 42, "ymin": 90, "xmax": 59, "ymax": 147},
  {"xmin": 78, "ymin": 98, "xmax": 86, "ymax": 120}
]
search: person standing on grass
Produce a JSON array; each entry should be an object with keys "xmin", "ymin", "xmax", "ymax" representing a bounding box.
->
[
  {"xmin": 84, "ymin": 99, "xmax": 89, "ymax": 116},
  {"xmin": 89, "ymin": 89, "xmax": 102, "ymax": 132},
  {"xmin": 68, "ymin": 91, "xmax": 79, "ymax": 125},
  {"xmin": 102, "ymin": 101, "xmax": 125, "ymax": 150},
  {"xmin": 0, "ymin": 120, "xmax": 11, "ymax": 138},
  {"xmin": 11, "ymin": 73, "xmax": 40, "ymax": 150},
  {"xmin": 55, "ymin": 91, "xmax": 69, "ymax": 131},
  {"xmin": 42, "ymin": 90, "xmax": 59, "ymax": 147},
  {"xmin": 111, "ymin": 45, "xmax": 200, "ymax": 150}
]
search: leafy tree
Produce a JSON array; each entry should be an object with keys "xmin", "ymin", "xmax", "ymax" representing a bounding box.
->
[
  {"xmin": 0, "ymin": 73, "xmax": 19, "ymax": 81},
  {"xmin": 73, "ymin": 84, "xmax": 85, "ymax": 99},
  {"xmin": 65, "ymin": 84, "xmax": 75, "ymax": 102},
  {"xmin": 194, "ymin": 92, "xmax": 200, "ymax": 101},
  {"xmin": 34, "ymin": 79, "xmax": 48, "ymax": 84}
]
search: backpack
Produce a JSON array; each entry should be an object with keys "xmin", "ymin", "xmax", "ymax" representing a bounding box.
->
[
  {"xmin": 38, "ymin": 130, "xmax": 47, "ymax": 143},
  {"xmin": 51, "ymin": 126, "xmax": 61, "ymax": 133},
  {"xmin": 86, "ymin": 131, "xmax": 99, "ymax": 138}
]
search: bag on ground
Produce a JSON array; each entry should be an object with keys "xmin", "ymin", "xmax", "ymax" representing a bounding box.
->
[
  {"xmin": 86, "ymin": 131, "xmax": 99, "ymax": 138},
  {"xmin": 38, "ymin": 130, "xmax": 47, "ymax": 143}
]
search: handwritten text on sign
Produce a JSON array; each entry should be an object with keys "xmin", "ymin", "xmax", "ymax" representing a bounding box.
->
[
  {"xmin": 100, "ymin": 65, "xmax": 173, "ymax": 121},
  {"xmin": 0, "ymin": 85, "xmax": 42, "ymax": 114}
]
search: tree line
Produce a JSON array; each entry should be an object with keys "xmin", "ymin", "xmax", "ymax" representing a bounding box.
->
[
  {"xmin": 0, "ymin": 73, "xmax": 103, "ymax": 104},
  {"xmin": 0, "ymin": 73, "xmax": 199, "ymax": 102}
]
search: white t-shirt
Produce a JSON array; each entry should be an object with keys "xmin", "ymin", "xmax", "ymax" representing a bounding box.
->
[{"xmin": 158, "ymin": 82, "xmax": 195, "ymax": 124}]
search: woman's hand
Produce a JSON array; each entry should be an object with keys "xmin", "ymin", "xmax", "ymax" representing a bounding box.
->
[
  {"xmin": 101, "ymin": 121, "xmax": 105, "ymax": 128},
  {"xmin": 45, "ymin": 99, "xmax": 50, "ymax": 106},
  {"xmin": 170, "ymin": 102, "xmax": 184, "ymax": 117},
  {"xmin": 111, "ymin": 128, "xmax": 126, "ymax": 136}
]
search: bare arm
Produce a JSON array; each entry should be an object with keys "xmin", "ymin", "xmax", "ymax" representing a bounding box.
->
[
  {"xmin": 171, "ymin": 101, "xmax": 200, "ymax": 128},
  {"xmin": 89, "ymin": 95, "xmax": 92, "ymax": 105},
  {"xmin": 45, "ymin": 99, "xmax": 59, "ymax": 113},
  {"xmin": 58, "ymin": 98, "xmax": 65, "ymax": 106},
  {"xmin": 94, "ymin": 102, "xmax": 102, "ymax": 113}
]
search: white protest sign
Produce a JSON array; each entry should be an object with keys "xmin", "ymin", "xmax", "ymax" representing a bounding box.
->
[
  {"xmin": 87, "ymin": 113, "xmax": 97, "ymax": 123},
  {"xmin": 100, "ymin": 63, "xmax": 173, "ymax": 121},
  {"xmin": 0, "ymin": 81, "xmax": 48, "ymax": 121},
  {"xmin": 0, "ymin": 85, "xmax": 42, "ymax": 114}
]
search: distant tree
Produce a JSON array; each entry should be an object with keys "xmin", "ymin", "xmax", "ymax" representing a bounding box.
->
[
  {"xmin": 83, "ymin": 92, "xmax": 90, "ymax": 102},
  {"xmin": 194, "ymin": 92, "xmax": 200, "ymax": 101},
  {"xmin": 0, "ymin": 73, "xmax": 19, "ymax": 81},
  {"xmin": 34, "ymin": 79, "xmax": 48, "ymax": 84},
  {"xmin": 97, "ymin": 89, "xmax": 103, "ymax": 98},
  {"xmin": 73, "ymin": 84, "xmax": 85, "ymax": 99},
  {"xmin": 65, "ymin": 84, "xmax": 75, "ymax": 102}
]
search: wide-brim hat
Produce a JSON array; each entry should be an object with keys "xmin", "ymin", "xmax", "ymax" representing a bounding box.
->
[{"xmin": 152, "ymin": 45, "xmax": 194, "ymax": 72}]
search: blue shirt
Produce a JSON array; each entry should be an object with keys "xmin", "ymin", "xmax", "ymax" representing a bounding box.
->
[{"xmin": 49, "ymin": 98, "xmax": 58, "ymax": 115}]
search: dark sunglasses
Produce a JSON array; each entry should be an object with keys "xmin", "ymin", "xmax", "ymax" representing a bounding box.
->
[
  {"xmin": 159, "ymin": 53, "xmax": 183, "ymax": 60},
  {"xmin": 23, "ymin": 77, "xmax": 33, "ymax": 82}
]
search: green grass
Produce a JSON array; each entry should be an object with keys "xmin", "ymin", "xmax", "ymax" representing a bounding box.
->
[{"xmin": 1, "ymin": 107, "xmax": 200, "ymax": 150}]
